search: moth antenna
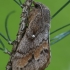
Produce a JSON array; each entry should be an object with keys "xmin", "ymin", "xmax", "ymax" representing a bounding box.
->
[{"xmin": 50, "ymin": 23, "xmax": 70, "ymax": 35}]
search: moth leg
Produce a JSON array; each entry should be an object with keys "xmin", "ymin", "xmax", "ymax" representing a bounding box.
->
[
  {"xmin": 14, "ymin": 0, "xmax": 23, "ymax": 8},
  {"xmin": 6, "ymin": 60, "xmax": 12, "ymax": 70},
  {"xmin": 0, "ymin": 39, "xmax": 11, "ymax": 55}
]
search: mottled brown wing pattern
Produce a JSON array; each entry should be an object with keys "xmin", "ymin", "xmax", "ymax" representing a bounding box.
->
[{"xmin": 6, "ymin": 2, "xmax": 50, "ymax": 70}]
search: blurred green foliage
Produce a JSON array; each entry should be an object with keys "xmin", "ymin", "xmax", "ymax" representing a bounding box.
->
[{"xmin": 0, "ymin": 0, "xmax": 70, "ymax": 70}]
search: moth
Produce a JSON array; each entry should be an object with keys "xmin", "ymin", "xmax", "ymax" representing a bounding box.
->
[{"xmin": 6, "ymin": 0, "xmax": 51, "ymax": 70}]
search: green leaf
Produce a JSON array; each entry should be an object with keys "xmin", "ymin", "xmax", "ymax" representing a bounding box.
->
[{"xmin": 50, "ymin": 30, "xmax": 70, "ymax": 45}]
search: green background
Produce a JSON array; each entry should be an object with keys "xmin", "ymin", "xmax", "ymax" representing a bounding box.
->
[{"xmin": 0, "ymin": 0, "xmax": 70, "ymax": 70}]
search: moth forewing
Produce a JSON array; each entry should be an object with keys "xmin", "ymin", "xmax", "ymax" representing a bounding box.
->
[{"xmin": 6, "ymin": 2, "xmax": 50, "ymax": 70}]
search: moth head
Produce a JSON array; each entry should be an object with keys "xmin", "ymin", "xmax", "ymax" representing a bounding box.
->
[{"xmin": 33, "ymin": 1, "xmax": 43, "ymax": 9}]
